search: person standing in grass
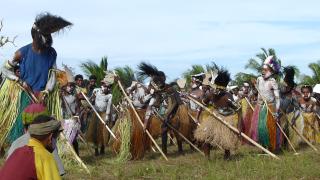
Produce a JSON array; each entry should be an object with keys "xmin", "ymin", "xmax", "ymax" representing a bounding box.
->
[
  {"xmin": 250, "ymin": 56, "xmax": 282, "ymax": 153},
  {"xmin": 299, "ymin": 85, "xmax": 320, "ymax": 144}
]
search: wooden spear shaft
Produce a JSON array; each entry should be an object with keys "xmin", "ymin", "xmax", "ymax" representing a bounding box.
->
[
  {"xmin": 245, "ymin": 97, "xmax": 299, "ymax": 154},
  {"xmin": 186, "ymin": 95, "xmax": 280, "ymax": 160},
  {"xmin": 153, "ymin": 110, "xmax": 205, "ymax": 157},
  {"xmin": 289, "ymin": 113, "xmax": 318, "ymax": 152},
  {"xmin": 60, "ymin": 134, "xmax": 91, "ymax": 175},
  {"xmin": 114, "ymin": 72, "xmax": 169, "ymax": 161},
  {"xmin": 81, "ymin": 92, "xmax": 117, "ymax": 140}
]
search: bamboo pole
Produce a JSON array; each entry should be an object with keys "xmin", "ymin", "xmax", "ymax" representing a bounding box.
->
[
  {"xmin": 114, "ymin": 72, "xmax": 169, "ymax": 161},
  {"xmin": 60, "ymin": 134, "xmax": 91, "ymax": 174},
  {"xmin": 245, "ymin": 97, "xmax": 299, "ymax": 155},
  {"xmin": 81, "ymin": 92, "xmax": 117, "ymax": 140},
  {"xmin": 168, "ymin": 132, "xmax": 177, "ymax": 146},
  {"xmin": 186, "ymin": 95, "xmax": 280, "ymax": 160},
  {"xmin": 289, "ymin": 113, "xmax": 318, "ymax": 152},
  {"xmin": 153, "ymin": 110, "xmax": 205, "ymax": 156}
]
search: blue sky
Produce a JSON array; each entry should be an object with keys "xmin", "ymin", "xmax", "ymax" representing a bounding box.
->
[{"xmin": 1, "ymin": 0, "xmax": 320, "ymax": 81}]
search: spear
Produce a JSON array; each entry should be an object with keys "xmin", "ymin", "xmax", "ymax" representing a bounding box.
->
[
  {"xmin": 244, "ymin": 96, "xmax": 299, "ymax": 155},
  {"xmin": 81, "ymin": 92, "xmax": 117, "ymax": 140},
  {"xmin": 60, "ymin": 134, "xmax": 91, "ymax": 174},
  {"xmin": 253, "ymin": 84, "xmax": 317, "ymax": 153},
  {"xmin": 113, "ymin": 71, "xmax": 169, "ymax": 161},
  {"xmin": 185, "ymin": 94, "xmax": 280, "ymax": 160},
  {"xmin": 153, "ymin": 110, "xmax": 205, "ymax": 157}
]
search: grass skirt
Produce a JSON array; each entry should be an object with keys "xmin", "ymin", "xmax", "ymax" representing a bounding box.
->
[
  {"xmin": 7, "ymin": 91, "xmax": 31, "ymax": 143},
  {"xmin": 86, "ymin": 112, "xmax": 110, "ymax": 147},
  {"xmin": 194, "ymin": 108, "xmax": 240, "ymax": 151},
  {"xmin": 250, "ymin": 104, "xmax": 282, "ymax": 152},
  {"xmin": 282, "ymin": 111, "xmax": 304, "ymax": 147},
  {"xmin": 0, "ymin": 80, "xmax": 24, "ymax": 145},
  {"xmin": 302, "ymin": 112, "xmax": 319, "ymax": 144}
]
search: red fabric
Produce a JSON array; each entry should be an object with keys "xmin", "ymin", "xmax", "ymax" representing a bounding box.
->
[{"xmin": 0, "ymin": 146, "xmax": 37, "ymax": 180}]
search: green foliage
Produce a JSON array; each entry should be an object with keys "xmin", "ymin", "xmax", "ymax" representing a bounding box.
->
[
  {"xmin": 182, "ymin": 62, "xmax": 220, "ymax": 88},
  {"xmin": 301, "ymin": 61, "xmax": 320, "ymax": 86},
  {"xmin": 114, "ymin": 66, "xmax": 136, "ymax": 88},
  {"xmin": 233, "ymin": 72, "xmax": 257, "ymax": 86},
  {"xmin": 80, "ymin": 56, "xmax": 108, "ymax": 87},
  {"xmin": 244, "ymin": 48, "xmax": 281, "ymax": 75},
  {"xmin": 234, "ymin": 48, "xmax": 289, "ymax": 85},
  {"xmin": 56, "ymin": 144, "xmax": 320, "ymax": 179}
]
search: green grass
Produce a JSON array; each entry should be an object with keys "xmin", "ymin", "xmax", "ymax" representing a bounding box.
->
[{"xmin": 53, "ymin": 143, "xmax": 320, "ymax": 180}]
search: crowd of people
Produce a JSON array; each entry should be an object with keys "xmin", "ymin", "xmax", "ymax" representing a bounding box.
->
[{"xmin": 0, "ymin": 13, "xmax": 319, "ymax": 179}]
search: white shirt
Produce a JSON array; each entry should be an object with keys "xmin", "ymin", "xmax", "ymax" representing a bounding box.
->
[{"xmin": 93, "ymin": 88, "xmax": 112, "ymax": 114}]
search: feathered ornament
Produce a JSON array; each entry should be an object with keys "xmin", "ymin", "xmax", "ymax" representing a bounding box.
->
[
  {"xmin": 33, "ymin": 12, "xmax": 73, "ymax": 35},
  {"xmin": 63, "ymin": 64, "xmax": 75, "ymax": 83},
  {"xmin": 264, "ymin": 56, "xmax": 281, "ymax": 74},
  {"xmin": 138, "ymin": 62, "xmax": 166, "ymax": 90},
  {"xmin": 22, "ymin": 104, "xmax": 49, "ymax": 125},
  {"xmin": 213, "ymin": 66, "xmax": 231, "ymax": 89},
  {"xmin": 283, "ymin": 66, "xmax": 295, "ymax": 88},
  {"xmin": 137, "ymin": 62, "xmax": 163, "ymax": 78}
]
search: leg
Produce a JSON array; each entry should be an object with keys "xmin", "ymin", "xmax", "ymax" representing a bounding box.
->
[
  {"xmin": 72, "ymin": 139, "xmax": 79, "ymax": 156},
  {"xmin": 202, "ymin": 143, "xmax": 211, "ymax": 159},
  {"xmin": 177, "ymin": 138, "xmax": 183, "ymax": 154},
  {"xmin": 144, "ymin": 106, "xmax": 152, "ymax": 132},
  {"xmin": 224, "ymin": 149, "xmax": 231, "ymax": 160},
  {"xmin": 161, "ymin": 123, "xmax": 168, "ymax": 155},
  {"xmin": 100, "ymin": 145, "xmax": 105, "ymax": 155}
]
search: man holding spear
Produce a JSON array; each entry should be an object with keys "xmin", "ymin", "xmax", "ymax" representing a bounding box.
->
[
  {"xmin": 250, "ymin": 56, "xmax": 282, "ymax": 153},
  {"xmin": 86, "ymin": 72, "xmax": 114, "ymax": 156}
]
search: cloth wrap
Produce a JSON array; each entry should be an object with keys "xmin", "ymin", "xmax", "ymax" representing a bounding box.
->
[{"xmin": 29, "ymin": 120, "xmax": 62, "ymax": 135}]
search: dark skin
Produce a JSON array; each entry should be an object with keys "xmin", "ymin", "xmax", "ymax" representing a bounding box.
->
[
  {"xmin": 75, "ymin": 78, "xmax": 84, "ymax": 88},
  {"xmin": 11, "ymin": 42, "xmax": 50, "ymax": 103},
  {"xmin": 61, "ymin": 83, "xmax": 80, "ymax": 116}
]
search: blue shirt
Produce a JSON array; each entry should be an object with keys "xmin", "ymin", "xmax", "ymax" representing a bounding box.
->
[{"xmin": 19, "ymin": 44, "xmax": 56, "ymax": 92}]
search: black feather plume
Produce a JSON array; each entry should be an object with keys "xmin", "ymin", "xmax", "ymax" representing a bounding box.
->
[
  {"xmin": 283, "ymin": 66, "xmax": 295, "ymax": 87},
  {"xmin": 34, "ymin": 12, "xmax": 72, "ymax": 34},
  {"xmin": 138, "ymin": 62, "xmax": 162, "ymax": 77},
  {"xmin": 214, "ymin": 65, "xmax": 231, "ymax": 87}
]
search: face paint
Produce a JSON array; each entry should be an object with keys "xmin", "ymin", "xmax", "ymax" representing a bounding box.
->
[
  {"xmin": 191, "ymin": 83, "xmax": 198, "ymax": 88},
  {"xmin": 263, "ymin": 71, "xmax": 272, "ymax": 79},
  {"xmin": 66, "ymin": 86, "xmax": 72, "ymax": 93}
]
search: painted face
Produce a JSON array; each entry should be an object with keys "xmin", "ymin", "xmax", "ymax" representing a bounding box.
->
[
  {"xmin": 302, "ymin": 88, "xmax": 311, "ymax": 100},
  {"xmin": 262, "ymin": 65, "xmax": 272, "ymax": 79},
  {"xmin": 66, "ymin": 84, "xmax": 75, "ymax": 93}
]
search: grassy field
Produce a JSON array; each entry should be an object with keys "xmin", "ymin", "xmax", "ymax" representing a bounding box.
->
[{"xmin": 55, "ymin": 143, "xmax": 320, "ymax": 180}]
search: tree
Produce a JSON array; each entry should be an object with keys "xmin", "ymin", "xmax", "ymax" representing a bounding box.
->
[
  {"xmin": 80, "ymin": 56, "xmax": 108, "ymax": 86},
  {"xmin": 0, "ymin": 20, "xmax": 16, "ymax": 47},
  {"xmin": 301, "ymin": 61, "xmax": 320, "ymax": 86},
  {"xmin": 234, "ymin": 48, "xmax": 283, "ymax": 85},
  {"xmin": 181, "ymin": 62, "xmax": 221, "ymax": 89},
  {"xmin": 114, "ymin": 66, "xmax": 137, "ymax": 88},
  {"xmin": 182, "ymin": 64, "xmax": 205, "ymax": 86},
  {"xmin": 244, "ymin": 48, "xmax": 281, "ymax": 75}
]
